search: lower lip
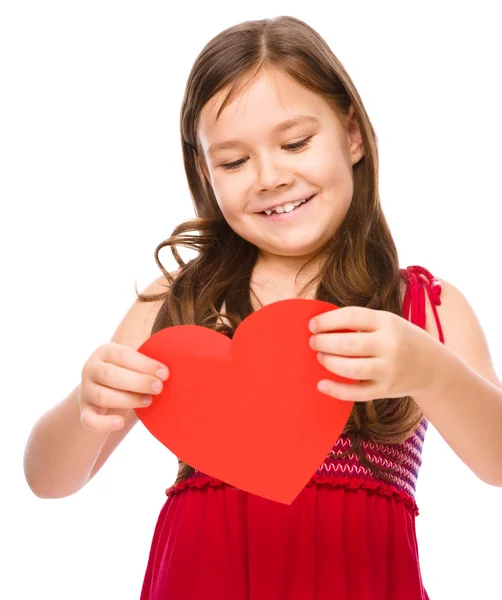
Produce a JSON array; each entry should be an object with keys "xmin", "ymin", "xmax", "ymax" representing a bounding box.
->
[{"xmin": 258, "ymin": 194, "xmax": 316, "ymax": 222}]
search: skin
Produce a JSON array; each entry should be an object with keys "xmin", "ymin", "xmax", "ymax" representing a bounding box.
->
[
  {"xmin": 197, "ymin": 66, "xmax": 502, "ymax": 486},
  {"xmin": 197, "ymin": 66, "xmax": 365, "ymax": 302},
  {"xmin": 180, "ymin": 84, "xmax": 502, "ymax": 489}
]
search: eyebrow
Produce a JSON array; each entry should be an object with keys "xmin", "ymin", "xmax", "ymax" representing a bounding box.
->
[{"xmin": 206, "ymin": 115, "xmax": 320, "ymax": 156}]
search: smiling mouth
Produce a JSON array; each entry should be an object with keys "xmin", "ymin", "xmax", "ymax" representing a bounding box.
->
[{"xmin": 260, "ymin": 194, "xmax": 316, "ymax": 216}]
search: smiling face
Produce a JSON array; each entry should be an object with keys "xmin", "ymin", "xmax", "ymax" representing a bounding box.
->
[{"xmin": 197, "ymin": 67, "xmax": 365, "ymax": 272}]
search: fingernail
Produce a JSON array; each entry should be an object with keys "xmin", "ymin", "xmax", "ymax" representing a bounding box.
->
[
  {"xmin": 309, "ymin": 319, "xmax": 317, "ymax": 333},
  {"xmin": 157, "ymin": 368, "xmax": 169, "ymax": 380},
  {"xmin": 318, "ymin": 380, "xmax": 329, "ymax": 393},
  {"xmin": 152, "ymin": 380, "xmax": 163, "ymax": 393},
  {"xmin": 141, "ymin": 395, "xmax": 152, "ymax": 405}
]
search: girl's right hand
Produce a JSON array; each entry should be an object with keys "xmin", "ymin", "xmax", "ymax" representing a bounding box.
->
[{"xmin": 79, "ymin": 342, "xmax": 169, "ymax": 433}]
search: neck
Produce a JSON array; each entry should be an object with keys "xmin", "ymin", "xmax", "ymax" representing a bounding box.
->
[
  {"xmin": 252, "ymin": 251, "xmax": 325, "ymax": 303},
  {"xmin": 255, "ymin": 249, "xmax": 324, "ymax": 277}
]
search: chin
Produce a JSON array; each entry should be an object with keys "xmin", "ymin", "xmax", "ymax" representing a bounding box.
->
[{"xmin": 260, "ymin": 242, "xmax": 326, "ymax": 259}]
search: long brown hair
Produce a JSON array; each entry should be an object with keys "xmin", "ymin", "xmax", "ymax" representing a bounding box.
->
[{"xmin": 136, "ymin": 16, "xmax": 424, "ymax": 486}]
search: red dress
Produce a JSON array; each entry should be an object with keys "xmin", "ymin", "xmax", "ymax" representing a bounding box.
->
[{"xmin": 140, "ymin": 265, "xmax": 443, "ymax": 600}]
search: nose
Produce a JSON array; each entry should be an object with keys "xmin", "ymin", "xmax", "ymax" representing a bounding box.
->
[{"xmin": 254, "ymin": 155, "xmax": 295, "ymax": 193}]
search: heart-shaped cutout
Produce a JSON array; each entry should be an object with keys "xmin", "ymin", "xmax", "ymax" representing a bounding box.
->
[{"xmin": 135, "ymin": 298, "xmax": 355, "ymax": 504}]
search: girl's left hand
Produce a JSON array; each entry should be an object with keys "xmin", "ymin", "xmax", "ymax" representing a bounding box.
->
[{"xmin": 309, "ymin": 306, "xmax": 438, "ymax": 402}]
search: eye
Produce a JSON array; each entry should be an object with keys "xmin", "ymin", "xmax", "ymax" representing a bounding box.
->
[{"xmin": 220, "ymin": 136, "xmax": 314, "ymax": 171}]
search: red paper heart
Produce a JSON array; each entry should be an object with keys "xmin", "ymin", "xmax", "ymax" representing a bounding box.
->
[{"xmin": 134, "ymin": 298, "xmax": 355, "ymax": 504}]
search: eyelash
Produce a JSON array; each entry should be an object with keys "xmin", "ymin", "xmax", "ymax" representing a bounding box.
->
[{"xmin": 220, "ymin": 136, "xmax": 314, "ymax": 171}]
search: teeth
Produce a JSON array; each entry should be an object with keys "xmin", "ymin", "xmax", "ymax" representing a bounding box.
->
[{"xmin": 263, "ymin": 197, "xmax": 311, "ymax": 216}]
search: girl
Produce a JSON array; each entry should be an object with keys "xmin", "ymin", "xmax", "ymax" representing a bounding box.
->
[{"xmin": 24, "ymin": 15, "xmax": 502, "ymax": 600}]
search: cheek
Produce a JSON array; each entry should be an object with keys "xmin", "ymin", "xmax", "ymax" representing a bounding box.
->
[
  {"xmin": 210, "ymin": 176, "xmax": 235, "ymax": 210},
  {"xmin": 213, "ymin": 191, "xmax": 247, "ymax": 233},
  {"xmin": 314, "ymin": 145, "xmax": 354, "ymax": 206},
  {"xmin": 313, "ymin": 139, "xmax": 350, "ymax": 183},
  {"xmin": 213, "ymin": 177, "xmax": 250, "ymax": 220}
]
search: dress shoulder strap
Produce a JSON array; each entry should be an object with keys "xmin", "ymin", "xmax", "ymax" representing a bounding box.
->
[{"xmin": 400, "ymin": 265, "xmax": 445, "ymax": 344}]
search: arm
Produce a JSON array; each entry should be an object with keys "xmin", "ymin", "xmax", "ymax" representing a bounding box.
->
[
  {"xmin": 24, "ymin": 383, "xmax": 113, "ymax": 499},
  {"xmin": 412, "ymin": 279, "xmax": 502, "ymax": 486},
  {"xmin": 23, "ymin": 274, "xmax": 171, "ymax": 499}
]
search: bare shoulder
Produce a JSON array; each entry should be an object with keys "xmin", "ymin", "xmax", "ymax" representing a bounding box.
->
[
  {"xmin": 110, "ymin": 271, "xmax": 177, "ymax": 349},
  {"xmin": 87, "ymin": 269, "xmax": 180, "ymax": 482},
  {"xmin": 429, "ymin": 277, "xmax": 502, "ymax": 389},
  {"xmin": 400, "ymin": 270, "xmax": 501, "ymax": 388}
]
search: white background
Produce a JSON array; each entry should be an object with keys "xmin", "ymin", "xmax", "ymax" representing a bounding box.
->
[{"xmin": 2, "ymin": 1, "xmax": 501, "ymax": 598}]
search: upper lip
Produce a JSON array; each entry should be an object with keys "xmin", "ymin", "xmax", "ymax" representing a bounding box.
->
[{"xmin": 256, "ymin": 193, "xmax": 315, "ymax": 213}]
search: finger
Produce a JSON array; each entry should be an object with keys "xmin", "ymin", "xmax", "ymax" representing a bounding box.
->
[
  {"xmin": 317, "ymin": 354, "xmax": 379, "ymax": 381},
  {"xmin": 310, "ymin": 306, "xmax": 378, "ymax": 334},
  {"xmin": 88, "ymin": 380, "xmax": 154, "ymax": 410},
  {"xmin": 80, "ymin": 406, "xmax": 125, "ymax": 433},
  {"xmin": 310, "ymin": 331, "xmax": 377, "ymax": 357},
  {"xmin": 93, "ymin": 362, "xmax": 165, "ymax": 397},
  {"xmin": 103, "ymin": 342, "xmax": 169, "ymax": 380},
  {"xmin": 317, "ymin": 378, "xmax": 372, "ymax": 402}
]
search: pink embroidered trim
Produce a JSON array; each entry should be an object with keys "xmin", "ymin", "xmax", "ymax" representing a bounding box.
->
[{"xmin": 160, "ymin": 266, "xmax": 444, "ymax": 522}]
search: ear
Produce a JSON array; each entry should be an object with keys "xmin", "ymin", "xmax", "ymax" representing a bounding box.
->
[{"xmin": 345, "ymin": 104, "xmax": 365, "ymax": 165}]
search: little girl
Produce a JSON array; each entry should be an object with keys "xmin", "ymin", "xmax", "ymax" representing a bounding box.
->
[{"xmin": 24, "ymin": 15, "xmax": 502, "ymax": 600}]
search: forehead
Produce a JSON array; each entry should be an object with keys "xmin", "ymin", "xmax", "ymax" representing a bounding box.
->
[{"xmin": 198, "ymin": 69, "xmax": 337, "ymax": 153}]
